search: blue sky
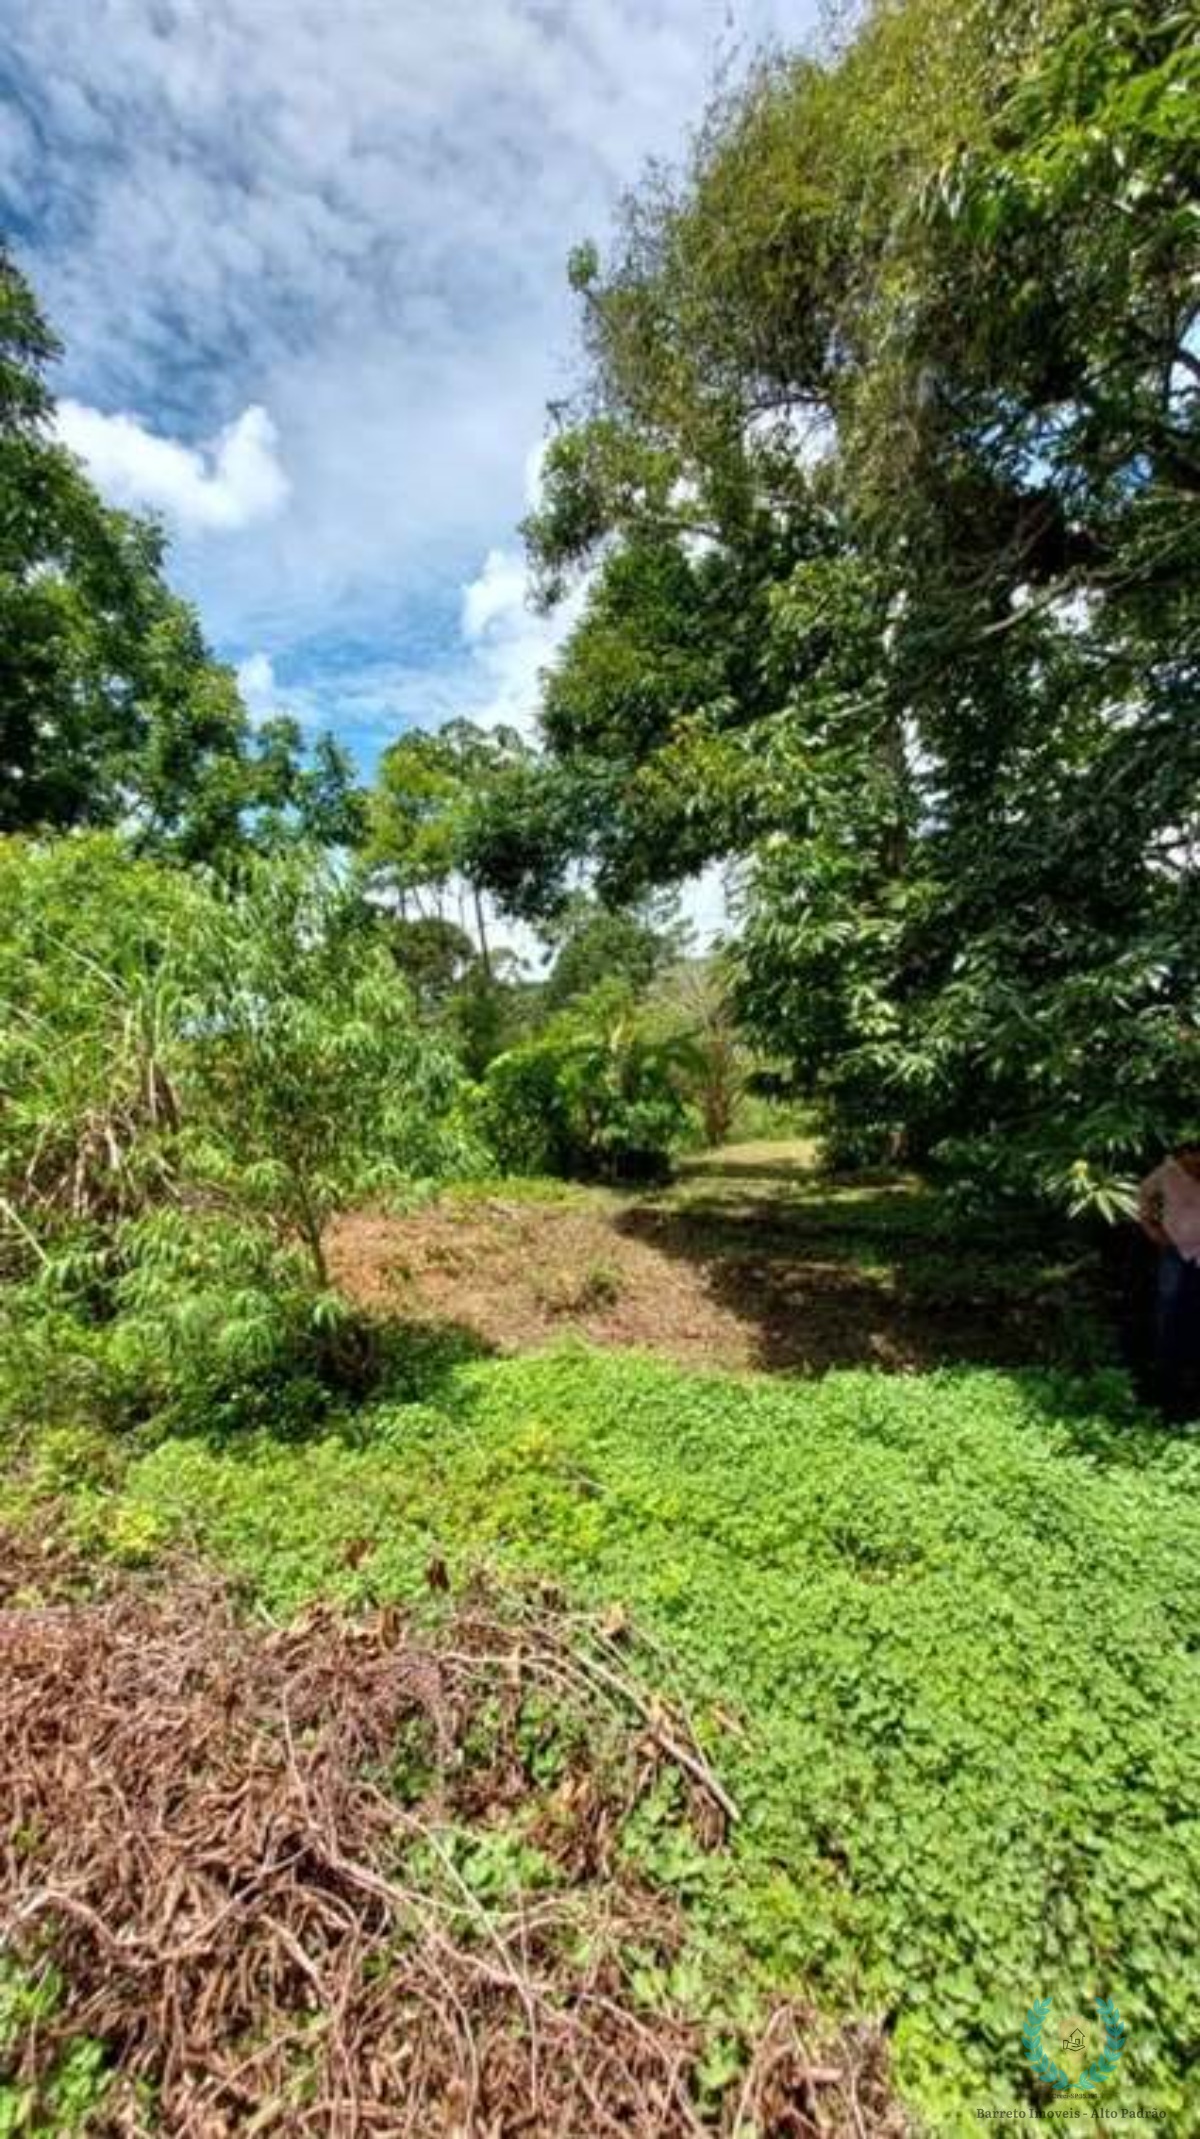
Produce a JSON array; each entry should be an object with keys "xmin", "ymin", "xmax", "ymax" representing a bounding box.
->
[{"xmin": 0, "ymin": 0, "xmax": 817, "ymax": 787}]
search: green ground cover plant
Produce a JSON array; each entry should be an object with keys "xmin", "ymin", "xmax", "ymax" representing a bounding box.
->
[
  {"xmin": 16, "ymin": 1348, "xmax": 1198, "ymax": 2127},
  {"xmin": 0, "ymin": 1962, "xmax": 118, "ymax": 2136}
]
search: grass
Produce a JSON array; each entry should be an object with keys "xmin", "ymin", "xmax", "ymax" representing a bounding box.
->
[{"xmin": 20, "ymin": 1343, "xmax": 1200, "ymax": 2128}]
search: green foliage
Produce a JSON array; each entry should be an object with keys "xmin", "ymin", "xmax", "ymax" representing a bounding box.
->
[
  {"xmin": 363, "ymin": 718, "xmax": 528, "ymax": 959},
  {"xmin": 0, "ymin": 1962, "xmax": 114, "ymax": 2135},
  {"xmin": 468, "ymin": 0, "xmax": 1200, "ymax": 1209},
  {"xmin": 916, "ymin": 0, "xmax": 1199, "ymax": 563},
  {"xmin": 381, "ymin": 914, "xmax": 537, "ymax": 1078},
  {"xmin": 725, "ymin": 1089, "xmax": 818, "ymax": 1146},
  {"xmin": 180, "ymin": 853, "xmax": 467, "ymax": 1285},
  {"xmin": 5, "ymin": 24, "xmax": 1198, "ymax": 2132},
  {"xmin": 542, "ymin": 893, "xmax": 685, "ymax": 1011},
  {"xmin": 644, "ymin": 960, "xmax": 747, "ymax": 1148},
  {"xmin": 365, "ymin": 727, "xmax": 470, "ymax": 901},
  {"xmin": 476, "ymin": 1002, "xmax": 690, "ymax": 1182},
  {"xmin": 0, "ymin": 247, "xmax": 355, "ymax": 861},
  {"xmin": 362, "ymin": 723, "xmax": 544, "ymax": 1074},
  {"xmin": 70, "ymin": 1348, "xmax": 1200, "ymax": 2123},
  {"xmin": 475, "ymin": 1038, "xmax": 572, "ymax": 1176},
  {"xmin": 468, "ymin": 528, "xmax": 791, "ymax": 915},
  {"xmin": 385, "ymin": 915, "xmax": 480, "ymax": 1011},
  {"xmin": 106, "ymin": 1210, "xmax": 336, "ymax": 1434},
  {"xmin": 0, "ymin": 835, "xmax": 201, "ymax": 1259},
  {"xmin": 0, "ymin": 837, "xmax": 469, "ymax": 1432}
]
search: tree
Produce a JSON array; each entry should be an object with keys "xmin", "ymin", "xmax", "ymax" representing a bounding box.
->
[
  {"xmin": 365, "ymin": 720, "xmax": 535, "ymax": 971},
  {"xmin": 0, "ymin": 244, "xmax": 355, "ymax": 860},
  {"xmin": 469, "ymin": 0, "xmax": 1199, "ymax": 1207},
  {"xmin": 0, "ymin": 837, "xmax": 470, "ymax": 1425},
  {"xmin": 647, "ymin": 959, "xmax": 747, "ymax": 1148},
  {"xmin": 386, "ymin": 914, "xmax": 481, "ymax": 1011},
  {"xmin": 543, "ymin": 891, "xmax": 686, "ymax": 1009},
  {"xmin": 182, "ymin": 855, "xmax": 464, "ymax": 1288}
]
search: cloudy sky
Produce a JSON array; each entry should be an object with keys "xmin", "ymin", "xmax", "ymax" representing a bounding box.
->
[{"xmin": 1, "ymin": 0, "xmax": 817, "ymax": 783}]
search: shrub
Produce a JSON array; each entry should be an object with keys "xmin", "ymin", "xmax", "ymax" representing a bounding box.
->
[
  {"xmin": 0, "ymin": 838, "xmax": 471, "ymax": 1432},
  {"xmin": 477, "ymin": 1011, "xmax": 689, "ymax": 1183},
  {"xmin": 179, "ymin": 853, "xmax": 469, "ymax": 1287},
  {"xmin": 475, "ymin": 1040, "xmax": 574, "ymax": 1176},
  {"xmin": 0, "ymin": 835, "xmax": 201, "ymax": 1262}
]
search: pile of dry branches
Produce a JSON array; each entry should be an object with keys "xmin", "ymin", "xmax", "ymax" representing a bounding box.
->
[{"xmin": 0, "ymin": 1535, "xmax": 902, "ymax": 2136}]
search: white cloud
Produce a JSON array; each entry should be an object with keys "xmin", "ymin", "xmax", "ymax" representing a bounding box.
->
[
  {"xmin": 56, "ymin": 401, "xmax": 289, "ymax": 533},
  {"xmin": 256, "ymin": 515, "xmax": 580, "ymax": 756},
  {"xmin": 235, "ymin": 651, "xmax": 277, "ymax": 710},
  {"xmin": 462, "ymin": 548, "xmax": 529, "ymax": 643},
  {"xmin": 235, "ymin": 649, "xmax": 294, "ymax": 725},
  {"xmin": 458, "ymin": 540, "xmax": 587, "ymax": 738},
  {"xmin": 8, "ymin": 0, "xmax": 820, "ymax": 746}
]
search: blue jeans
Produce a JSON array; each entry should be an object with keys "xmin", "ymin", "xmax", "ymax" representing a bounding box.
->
[{"xmin": 1156, "ymin": 1247, "xmax": 1200, "ymax": 1411}]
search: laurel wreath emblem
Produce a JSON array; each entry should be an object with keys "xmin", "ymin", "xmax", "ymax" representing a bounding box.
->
[{"xmin": 1022, "ymin": 1997, "xmax": 1127, "ymax": 2092}]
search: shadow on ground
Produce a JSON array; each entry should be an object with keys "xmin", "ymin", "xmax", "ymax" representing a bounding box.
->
[
  {"xmin": 330, "ymin": 1146, "xmax": 1101, "ymax": 1380},
  {"xmin": 614, "ymin": 1186, "xmax": 1083, "ymax": 1375}
]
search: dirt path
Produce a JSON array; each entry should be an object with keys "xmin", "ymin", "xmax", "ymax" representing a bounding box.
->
[{"xmin": 329, "ymin": 1143, "xmax": 1079, "ymax": 1375}]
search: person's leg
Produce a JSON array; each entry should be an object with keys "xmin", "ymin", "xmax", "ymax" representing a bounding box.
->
[
  {"xmin": 1156, "ymin": 1248, "xmax": 1194, "ymax": 1417},
  {"xmin": 1180, "ymin": 1255, "xmax": 1200, "ymax": 1418}
]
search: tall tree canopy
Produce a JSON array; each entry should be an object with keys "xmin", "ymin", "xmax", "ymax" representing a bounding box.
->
[
  {"xmin": 363, "ymin": 719, "xmax": 538, "ymax": 972},
  {"xmin": 468, "ymin": 0, "xmax": 1200, "ymax": 1205},
  {"xmin": 0, "ymin": 244, "xmax": 359, "ymax": 861}
]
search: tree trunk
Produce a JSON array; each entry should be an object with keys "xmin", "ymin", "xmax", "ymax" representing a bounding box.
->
[
  {"xmin": 293, "ymin": 1179, "xmax": 329, "ymax": 1289},
  {"xmin": 472, "ymin": 881, "xmax": 493, "ymax": 981}
]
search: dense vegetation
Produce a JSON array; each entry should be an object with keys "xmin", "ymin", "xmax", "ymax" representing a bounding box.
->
[
  {"xmin": 454, "ymin": 0, "xmax": 1200, "ymax": 1211},
  {"xmin": 0, "ymin": 837, "xmax": 469, "ymax": 1437},
  {"xmin": 2, "ymin": 0, "xmax": 1198, "ymax": 2130}
]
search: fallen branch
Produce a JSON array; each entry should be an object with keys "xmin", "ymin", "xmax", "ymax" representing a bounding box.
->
[{"xmin": 0, "ymin": 1532, "xmax": 902, "ymax": 2135}]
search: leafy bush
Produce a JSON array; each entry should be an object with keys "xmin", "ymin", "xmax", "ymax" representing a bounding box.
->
[
  {"xmin": 475, "ymin": 1039, "xmax": 573, "ymax": 1176},
  {"xmin": 0, "ymin": 836, "xmax": 201, "ymax": 1258},
  {"xmin": 0, "ymin": 837, "xmax": 470, "ymax": 1432},
  {"xmin": 179, "ymin": 853, "xmax": 469, "ymax": 1286},
  {"xmin": 107, "ymin": 1210, "xmax": 344, "ymax": 1431},
  {"xmin": 477, "ymin": 999, "xmax": 689, "ymax": 1183}
]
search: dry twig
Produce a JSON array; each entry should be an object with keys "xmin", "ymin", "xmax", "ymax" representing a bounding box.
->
[{"xmin": 0, "ymin": 1533, "xmax": 903, "ymax": 2136}]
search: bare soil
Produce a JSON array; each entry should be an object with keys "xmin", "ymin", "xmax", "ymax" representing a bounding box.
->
[{"xmin": 329, "ymin": 1144, "xmax": 1071, "ymax": 1377}]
